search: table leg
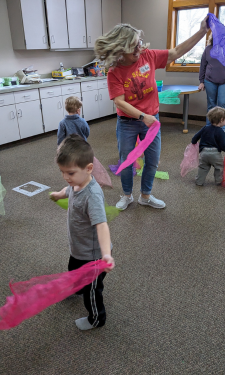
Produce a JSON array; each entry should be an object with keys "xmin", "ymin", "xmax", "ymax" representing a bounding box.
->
[{"xmin": 182, "ymin": 94, "xmax": 189, "ymax": 133}]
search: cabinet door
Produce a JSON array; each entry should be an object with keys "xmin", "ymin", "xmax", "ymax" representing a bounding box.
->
[
  {"xmin": 98, "ymin": 88, "xmax": 113, "ymax": 117},
  {"xmin": 45, "ymin": 0, "xmax": 69, "ymax": 49},
  {"xmin": 85, "ymin": 0, "xmax": 102, "ymax": 48},
  {"xmin": 82, "ymin": 90, "xmax": 99, "ymax": 121},
  {"xmin": 102, "ymin": 0, "xmax": 121, "ymax": 34},
  {"xmin": 16, "ymin": 101, "xmax": 43, "ymax": 139},
  {"xmin": 67, "ymin": 0, "xmax": 87, "ymax": 48},
  {"xmin": 0, "ymin": 105, "xmax": 20, "ymax": 145},
  {"xmin": 41, "ymin": 97, "xmax": 64, "ymax": 132},
  {"xmin": 62, "ymin": 93, "xmax": 82, "ymax": 117},
  {"xmin": 20, "ymin": 0, "xmax": 48, "ymax": 49}
]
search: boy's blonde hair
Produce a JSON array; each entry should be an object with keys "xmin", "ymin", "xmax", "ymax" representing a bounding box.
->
[
  {"xmin": 65, "ymin": 96, "xmax": 82, "ymax": 113},
  {"xmin": 207, "ymin": 106, "xmax": 225, "ymax": 125},
  {"xmin": 95, "ymin": 23, "xmax": 144, "ymax": 69}
]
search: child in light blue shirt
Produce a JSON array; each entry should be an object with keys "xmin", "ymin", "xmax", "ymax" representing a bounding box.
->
[{"xmin": 57, "ymin": 96, "xmax": 90, "ymax": 145}]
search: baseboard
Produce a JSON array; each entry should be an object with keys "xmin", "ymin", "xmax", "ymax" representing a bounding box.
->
[{"xmin": 159, "ymin": 112, "xmax": 205, "ymax": 122}]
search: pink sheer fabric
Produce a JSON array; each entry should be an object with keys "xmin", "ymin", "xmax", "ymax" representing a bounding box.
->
[
  {"xmin": 116, "ymin": 120, "xmax": 161, "ymax": 175},
  {"xmin": 92, "ymin": 157, "xmax": 112, "ymax": 187},
  {"xmin": 0, "ymin": 260, "xmax": 108, "ymax": 330},
  {"xmin": 180, "ymin": 143, "xmax": 199, "ymax": 177}
]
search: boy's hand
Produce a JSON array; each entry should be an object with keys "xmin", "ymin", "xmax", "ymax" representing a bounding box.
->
[
  {"xmin": 102, "ymin": 254, "xmax": 115, "ymax": 273},
  {"xmin": 50, "ymin": 192, "xmax": 60, "ymax": 202}
]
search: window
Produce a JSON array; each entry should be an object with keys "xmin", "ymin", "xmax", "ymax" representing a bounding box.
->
[{"xmin": 167, "ymin": 0, "xmax": 225, "ymax": 72}]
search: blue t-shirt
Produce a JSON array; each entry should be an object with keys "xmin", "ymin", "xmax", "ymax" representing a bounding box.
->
[{"xmin": 57, "ymin": 114, "xmax": 90, "ymax": 145}]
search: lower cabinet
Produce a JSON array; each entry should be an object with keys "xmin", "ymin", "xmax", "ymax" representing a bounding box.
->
[
  {"xmin": 15, "ymin": 100, "xmax": 43, "ymax": 139},
  {"xmin": 41, "ymin": 96, "xmax": 64, "ymax": 132},
  {"xmin": 82, "ymin": 89, "xmax": 113, "ymax": 121},
  {"xmin": 0, "ymin": 104, "xmax": 21, "ymax": 145}
]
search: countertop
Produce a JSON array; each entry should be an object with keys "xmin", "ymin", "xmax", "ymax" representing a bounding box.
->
[{"xmin": 0, "ymin": 76, "xmax": 107, "ymax": 94}]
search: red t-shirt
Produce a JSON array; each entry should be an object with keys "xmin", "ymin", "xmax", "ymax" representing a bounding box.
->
[{"xmin": 107, "ymin": 49, "xmax": 168, "ymax": 117}]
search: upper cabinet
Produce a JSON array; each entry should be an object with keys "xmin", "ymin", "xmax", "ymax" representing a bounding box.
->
[
  {"xmin": 45, "ymin": 0, "xmax": 69, "ymax": 49},
  {"xmin": 66, "ymin": 0, "xmax": 87, "ymax": 48},
  {"xmin": 85, "ymin": 0, "xmax": 102, "ymax": 48},
  {"xmin": 102, "ymin": 0, "xmax": 121, "ymax": 35},
  {"xmin": 6, "ymin": 0, "xmax": 48, "ymax": 49},
  {"xmin": 7, "ymin": 0, "xmax": 121, "ymax": 50}
]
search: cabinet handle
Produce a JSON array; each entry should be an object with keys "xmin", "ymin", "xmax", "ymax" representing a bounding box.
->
[
  {"xmin": 83, "ymin": 36, "xmax": 86, "ymax": 43},
  {"xmin": 47, "ymin": 91, "xmax": 54, "ymax": 95},
  {"xmin": 10, "ymin": 111, "xmax": 15, "ymax": 119},
  {"xmin": 23, "ymin": 95, "xmax": 30, "ymax": 99},
  {"xmin": 68, "ymin": 88, "xmax": 74, "ymax": 91},
  {"xmin": 51, "ymin": 35, "xmax": 55, "ymax": 44},
  {"xmin": 0, "ymin": 99, "xmax": 4, "ymax": 104},
  {"xmin": 58, "ymin": 101, "xmax": 62, "ymax": 109},
  {"xmin": 43, "ymin": 35, "xmax": 47, "ymax": 44},
  {"xmin": 87, "ymin": 85, "xmax": 92, "ymax": 88},
  {"xmin": 99, "ymin": 94, "xmax": 102, "ymax": 100},
  {"xmin": 95, "ymin": 94, "xmax": 98, "ymax": 101},
  {"xmin": 89, "ymin": 36, "xmax": 91, "ymax": 44},
  {"xmin": 17, "ymin": 109, "xmax": 22, "ymax": 117}
]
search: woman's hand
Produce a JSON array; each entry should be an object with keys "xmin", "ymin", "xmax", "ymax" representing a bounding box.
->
[
  {"xmin": 102, "ymin": 254, "xmax": 115, "ymax": 273},
  {"xmin": 200, "ymin": 16, "xmax": 209, "ymax": 34},
  {"xmin": 198, "ymin": 83, "xmax": 205, "ymax": 91},
  {"xmin": 143, "ymin": 114, "xmax": 157, "ymax": 127}
]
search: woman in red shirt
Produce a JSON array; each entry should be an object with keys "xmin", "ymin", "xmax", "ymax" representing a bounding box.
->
[{"xmin": 95, "ymin": 21, "xmax": 208, "ymax": 210}]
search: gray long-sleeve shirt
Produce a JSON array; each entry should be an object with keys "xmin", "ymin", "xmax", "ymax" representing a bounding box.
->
[
  {"xmin": 57, "ymin": 114, "xmax": 90, "ymax": 145},
  {"xmin": 199, "ymin": 45, "xmax": 225, "ymax": 84}
]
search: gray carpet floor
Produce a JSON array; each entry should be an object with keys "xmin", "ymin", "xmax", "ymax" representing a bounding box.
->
[{"xmin": 1, "ymin": 116, "xmax": 225, "ymax": 375}]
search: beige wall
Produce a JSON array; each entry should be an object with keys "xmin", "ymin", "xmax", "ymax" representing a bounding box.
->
[
  {"xmin": 0, "ymin": 0, "xmax": 94, "ymax": 77},
  {"xmin": 122, "ymin": 0, "xmax": 207, "ymax": 117}
]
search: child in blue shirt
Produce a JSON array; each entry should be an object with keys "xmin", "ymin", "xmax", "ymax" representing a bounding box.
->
[
  {"xmin": 57, "ymin": 96, "xmax": 90, "ymax": 145},
  {"xmin": 192, "ymin": 106, "xmax": 225, "ymax": 185}
]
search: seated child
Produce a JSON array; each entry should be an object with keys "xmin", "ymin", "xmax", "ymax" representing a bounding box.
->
[
  {"xmin": 57, "ymin": 96, "xmax": 90, "ymax": 145},
  {"xmin": 50, "ymin": 134, "xmax": 114, "ymax": 330},
  {"xmin": 192, "ymin": 106, "xmax": 225, "ymax": 185}
]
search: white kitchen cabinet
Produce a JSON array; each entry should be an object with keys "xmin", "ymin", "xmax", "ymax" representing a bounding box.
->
[
  {"xmin": 40, "ymin": 86, "xmax": 63, "ymax": 132},
  {"xmin": 0, "ymin": 104, "xmax": 21, "ymax": 145},
  {"xmin": 15, "ymin": 100, "xmax": 43, "ymax": 139},
  {"xmin": 45, "ymin": 0, "xmax": 69, "ymax": 49},
  {"xmin": 99, "ymin": 88, "xmax": 113, "ymax": 117},
  {"xmin": 82, "ymin": 90, "xmax": 100, "ymax": 121},
  {"xmin": 41, "ymin": 97, "xmax": 64, "ymax": 132},
  {"xmin": 82, "ymin": 79, "xmax": 113, "ymax": 120},
  {"xmin": 67, "ymin": 0, "xmax": 87, "ymax": 48},
  {"xmin": 6, "ymin": 0, "xmax": 48, "ymax": 49},
  {"xmin": 85, "ymin": 0, "xmax": 102, "ymax": 48},
  {"xmin": 102, "ymin": 0, "xmax": 121, "ymax": 34}
]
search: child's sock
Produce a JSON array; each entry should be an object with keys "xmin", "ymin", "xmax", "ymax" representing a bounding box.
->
[{"xmin": 75, "ymin": 317, "xmax": 94, "ymax": 330}]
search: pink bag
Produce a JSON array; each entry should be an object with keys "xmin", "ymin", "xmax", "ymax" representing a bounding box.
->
[
  {"xmin": 92, "ymin": 157, "xmax": 112, "ymax": 188},
  {"xmin": 180, "ymin": 143, "xmax": 199, "ymax": 177},
  {"xmin": 0, "ymin": 260, "xmax": 108, "ymax": 330}
]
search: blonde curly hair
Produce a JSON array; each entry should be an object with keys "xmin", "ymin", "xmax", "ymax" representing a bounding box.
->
[{"xmin": 95, "ymin": 24, "xmax": 145, "ymax": 69}]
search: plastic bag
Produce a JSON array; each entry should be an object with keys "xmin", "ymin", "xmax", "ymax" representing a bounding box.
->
[
  {"xmin": 0, "ymin": 260, "xmax": 108, "ymax": 330},
  {"xmin": 207, "ymin": 13, "xmax": 225, "ymax": 66},
  {"xmin": 92, "ymin": 157, "xmax": 112, "ymax": 188},
  {"xmin": 180, "ymin": 143, "xmax": 199, "ymax": 177}
]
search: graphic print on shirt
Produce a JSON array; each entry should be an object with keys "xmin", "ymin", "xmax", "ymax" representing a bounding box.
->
[{"xmin": 124, "ymin": 70, "xmax": 153, "ymax": 101}]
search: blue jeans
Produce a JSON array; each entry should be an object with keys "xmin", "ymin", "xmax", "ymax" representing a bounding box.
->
[
  {"xmin": 116, "ymin": 114, "xmax": 161, "ymax": 195},
  {"xmin": 204, "ymin": 79, "xmax": 225, "ymax": 128}
]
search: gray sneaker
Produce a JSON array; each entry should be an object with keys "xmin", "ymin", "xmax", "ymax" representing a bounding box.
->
[
  {"xmin": 138, "ymin": 194, "xmax": 166, "ymax": 209},
  {"xmin": 116, "ymin": 194, "xmax": 134, "ymax": 210}
]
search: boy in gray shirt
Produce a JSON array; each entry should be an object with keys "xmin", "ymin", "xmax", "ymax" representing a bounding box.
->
[
  {"xmin": 50, "ymin": 135, "xmax": 114, "ymax": 330},
  {"xmin": 57, "ymin": 96, "xmax": 90, "ymax": 145}
]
